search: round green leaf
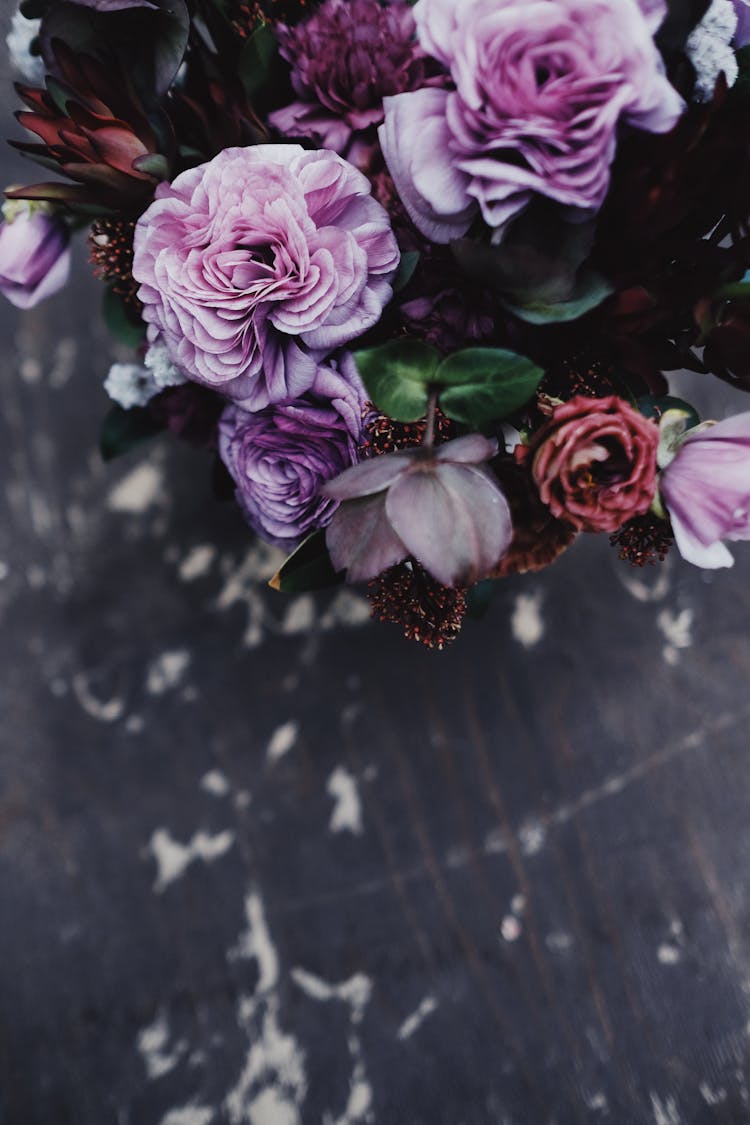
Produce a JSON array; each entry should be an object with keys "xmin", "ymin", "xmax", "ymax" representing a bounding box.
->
[{"xmin": 353, "ymin": 340, "xmax": 439, "ymax": 422}]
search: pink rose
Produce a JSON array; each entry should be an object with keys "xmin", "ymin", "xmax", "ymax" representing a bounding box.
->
[
  {"xmin": 132, "ymin": 145, "xmax": 399, "ymax": 410},
  {"xmin": 529, "ymin": 395, "xmax": 659, "ymax": 532}
]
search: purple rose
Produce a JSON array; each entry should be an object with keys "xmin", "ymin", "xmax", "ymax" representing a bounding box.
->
[
  {"xmin": 218, "ymin": 353, "xmax": 367, "ymax": 547},
  {"xmin": 380, "ymin": 0, "xmax": 684, "ymax": 242},
  {"xmin": 132, "ymin": 145, "xmax": 399, "ymax": 411},
  {"xmin": 269, "ymin": 0, "xmax": 434, "ymax": 156},
  {"xmin": 658, "ymin": 411, "xmax": 750, "ymax": 569},
  {"xmin": 0, "ymin": 206, "xmax": 71, "ymax": 309}
]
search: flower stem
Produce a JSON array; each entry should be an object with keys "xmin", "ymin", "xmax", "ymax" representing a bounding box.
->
[{"xmin": 424, "ymin": 387, "xmax": 438, "ymax": 448}]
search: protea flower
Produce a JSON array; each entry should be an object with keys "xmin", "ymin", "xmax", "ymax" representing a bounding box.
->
[{"xmin": 7, "ymin": 41, "xmax": 171, "ymax": 214}]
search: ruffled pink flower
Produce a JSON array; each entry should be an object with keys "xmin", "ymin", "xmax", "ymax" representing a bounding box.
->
[
  {"xmin": 132, "ymin": 145, "xmax": 399, "ymax": 411},
  {"xmin": 528, "ymin": 395, "xmax": 659, "ymax": 532},
  {"xmin": 0, "ymin": 207, "xmax": 70, "ymax": 309},
  {"xmin": 380, "ymin": 0, "xmax": 684, "ymax": 242},
  {"xmin": 323, "ymin": 433, "xmax": 512, "ymax": 587},
  {"xmin": 658, "ymin": 412, "xmax": 750, "ymax": 568}
]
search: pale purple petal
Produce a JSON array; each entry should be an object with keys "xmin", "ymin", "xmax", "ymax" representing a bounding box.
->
[
  {"xmin": 385, "ymin": 462, "xmax": 512, "ymax": 586},
  {"xmin": 0, "ymin": 210, "xmax": 71, "ymax": 309},
  {"xmin": 434, "ymin": 433, "xmax": 499, "ymax": 464},
  {"xmin": 321, "ymin": 449, "xmax": 416, "ymax": 500},
  {"xmin": 326, "ymin": 493, "xmax": 408, "ymax": 581},
  {"xmin": 379, "ymin": 90, "xmax": 476, "ymax": 243}
]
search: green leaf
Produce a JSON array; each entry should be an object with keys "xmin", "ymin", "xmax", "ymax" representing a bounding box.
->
[
  {"xmin": 102, "ymin": 286, "xmax": 146, "ymax": 348},
  {"xmin": 392, "ymin": 250, "xmax": 420, "ymax": 294},
  {"xmin": 238, "ymin": 21, "xmax": 279, "ymax": 98},
  {"xmin": 435, "ymin": 347, "xmax": 544, "ymax": 425},
  {"xmin": 269, "ymin": 529, "xmax": 342, "ymax": 593},
  {"xmin": 132, "ymin": 153, "xmax": 170, "ymax": 180},
  {"xmin": 637, "ymin": 395, "xmax": 700, "ymax": 429},
  {"xmin": 501, "ymin": 271, "xmax": 613, "ymax": 325},
  {"xmin": 353, "ymin": 339, "xmax": 440, "ymax": 422},
  {"xmin": 99, "ymin": 405, "xmax": 165, "ymax": 462}
]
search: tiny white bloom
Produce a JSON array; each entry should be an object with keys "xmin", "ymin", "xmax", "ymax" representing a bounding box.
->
[
  {"xmin": 104, "ymin": 362, "xmax": 157, "ymax": 409},
  {"xmin": 686, "ymin": 0, "xmax": 739, "ymax": 101}
]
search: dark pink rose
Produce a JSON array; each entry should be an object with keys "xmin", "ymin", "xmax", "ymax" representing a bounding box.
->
[
  {"xmin": 132, "ymin": 145, "xmax": 399, "ymax": 411},
  {"xmin": 529, "ymin": 395, "xmax": 659, "ymax": 532}
]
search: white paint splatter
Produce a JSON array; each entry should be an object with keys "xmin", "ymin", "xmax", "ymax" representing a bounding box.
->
[
  {"xmin": 0, "ymin": 561, "xmax": 8, "ymax": 581},
  {"xmin": 510, "ymin": 894, "xmax": 525, "ymax": 915},
  {"xmin": 108, "ymin": 463, "xmax": 164, "ymax": 513},
  {"xmin": 510, "ymin": 592, "xmax": 544, "ymax": 648},
  {"xmin": 179, "ymin": 545, "xmax": 216, "ymax": 582},
  {"xmin": 215, "ymin": 544, "xmax": 286, "ymax": 649},
  {"xmin": 201, "ymin": 770, "xmax": 231, "ymax": 797},
  {"xmin": 700, "ymin": 1082, "xmax": 727, "ymax": 1106},
  {"xmin": 148, "ymin": 828, "xmax": 236, "ymax": 893},
  {"xmin": 147, "ymin": 649, "xmax": 191, "ymax": 695},
  {"xmin": 224, "ymin": 892, "xmax": 307, "ymax": 1125},
  {"xmin": 650, "ymin": 1093, "xmax": 682, "ymax": 1125},
  {"xmin": 160, "ymin": 1108, "xmax": 214, "ymax": 1125},
  {"xmin": 483, "ymin": 828, "xmax": 508, "ymax": 856},
  {"xmin": 657, "ymin": 608, "xmax": 694, "ymax": 666},
  {"xmin": 71, "ymin": 672, "xmax": 125, "ymax": 724},
  {"xmin": 327, "ymin": 767, "xmax": 364, "ymax": 836},
  {"xmin": 291, "ymin": 968, "xmax": 373, "ymax": 1125},
  {"xmin": 267, "ymin": 720, "xmax": 299, "ymax": 764},
  {"xmin": 545, "ymin": 932, "xmax": 574, "ymax": 953},
  {"xmin": 396, "ymin": 995, "xmax": 438, "ymax": 1041},
  {"xmin": 518, "ymin": 818, "xmax": 546, "ymax": 856},
  {"xmin": 137, "ymin": 1011, "xmax": 187, "ymax": 1079},
  {"xmin": 657, "ymin": 942, "xmax": 681, "ymax": 965},
  {"xmin": 618, "ymin": 562, "xmax": 671, "ymax": 603},
  {"xmin": 585, "ymin": 1092, "xmax": 608, "ymax": 1112},
  {"xmin": 281, "ymin": 595, "xmax": 316, "ymax": 635},
  {"xmin": 500, "ymin": 915, "xmax": 522, "ymax": 942},
  {"xmin": 320, "ymin": 590, "xmax": 371, "ymax": 631}
]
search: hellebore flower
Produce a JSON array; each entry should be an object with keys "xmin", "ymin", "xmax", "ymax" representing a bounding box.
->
[
  {"xmin": 322, "ymin": 433, "xmax": 512, "ymax": 587},
  {"xmin": 527, "ymin": 395, "xmax": 659, "ymax": 533},
  {"xmin": 657, "ymin": 410, "xmax": 750, "ymax": 568},
  {"xmin": 218, "ymin": 354, "xmax": 367, "ymax": 548},
  {"xmin": 379, "ymin": 0, "xmax": 684, "ymax": 242},
  {"xmin": 0, "ymin": 202, "xmax": 70, "ymax": 309},
  {"xmin": 132, "ymin": 144, "xmax": 399, "ymax": 410}
]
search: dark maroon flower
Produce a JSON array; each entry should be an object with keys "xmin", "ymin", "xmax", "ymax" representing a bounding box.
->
[{"xmin": 269, "ymin": 0, "xmax": 435, "ymax": 154}]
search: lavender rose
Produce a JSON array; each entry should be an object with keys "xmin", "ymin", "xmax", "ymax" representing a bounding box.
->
[
  {"xmin": 527, "ymin": 395, "xmax": 659, "ymax": 533},
  {"xmin": 733, "ymin": 0, "xmax": 750, "ymax": 45},
  {"xmin": 380, "ymin": 0, "xmax": 684, "ymax": 242},
  {"xmin": 218, "ymin": 353, "xmax": 367, "ymax": 547},
  {"xmin": 658, "ymin": 410, "xmax": 750, "ymax": 568},
  {"xmin": 132, "ymin": 145, "xmax": 399, "ymax": 411},
  {"xmin": 0, "ymin": 204, "xmax": 70, "ymax": 309}
]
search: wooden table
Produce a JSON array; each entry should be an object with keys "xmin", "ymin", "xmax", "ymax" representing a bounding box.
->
[{"xmin": 3, "ymin": 48, "xmax": 750, "ymax": 1125}]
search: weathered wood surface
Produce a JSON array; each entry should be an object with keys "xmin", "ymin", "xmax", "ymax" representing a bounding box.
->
[{"xmin": 4, "ymin": 29, "xmax": 750, "ymax": 1125}]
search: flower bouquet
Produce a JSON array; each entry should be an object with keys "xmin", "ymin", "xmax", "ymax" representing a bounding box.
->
[{"xmin": 4, "ymin": 0, "xmax": 750, "ymax": 648}]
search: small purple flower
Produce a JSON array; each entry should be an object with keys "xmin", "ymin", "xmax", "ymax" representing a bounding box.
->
[
  {"xmin": 132, "ymin": 145, "xmax": 399, "ymax": 411},
  {"xmin": 323, "ymin": 433, "xmax": 512, "ymax": 587},
  {"xmin": 269, "ymin": 0, "xmax": 434, "ymax": 155},
  {"xmin": 0, "ymin": 204, "xmax": 70, "ymax": 309},
  {"xmin": 658, "ymin": 411, "xmax": 750, "ymax": 568},
  {"xmin": 734, "ymin": 0, "xmax": 750, "ymax": 45},
  {"xmin": 379, "ymin": 0, "xmax": 684, "ymax": 242},
  {"xmin": 218, "ymin": 353, "xmax": 367, "ymax": 548}
]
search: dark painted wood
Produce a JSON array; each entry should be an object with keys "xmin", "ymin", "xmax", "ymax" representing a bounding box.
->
[{"xmin": 3, "ymin": 19, "xmax": 750, "ymax": 1125}]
